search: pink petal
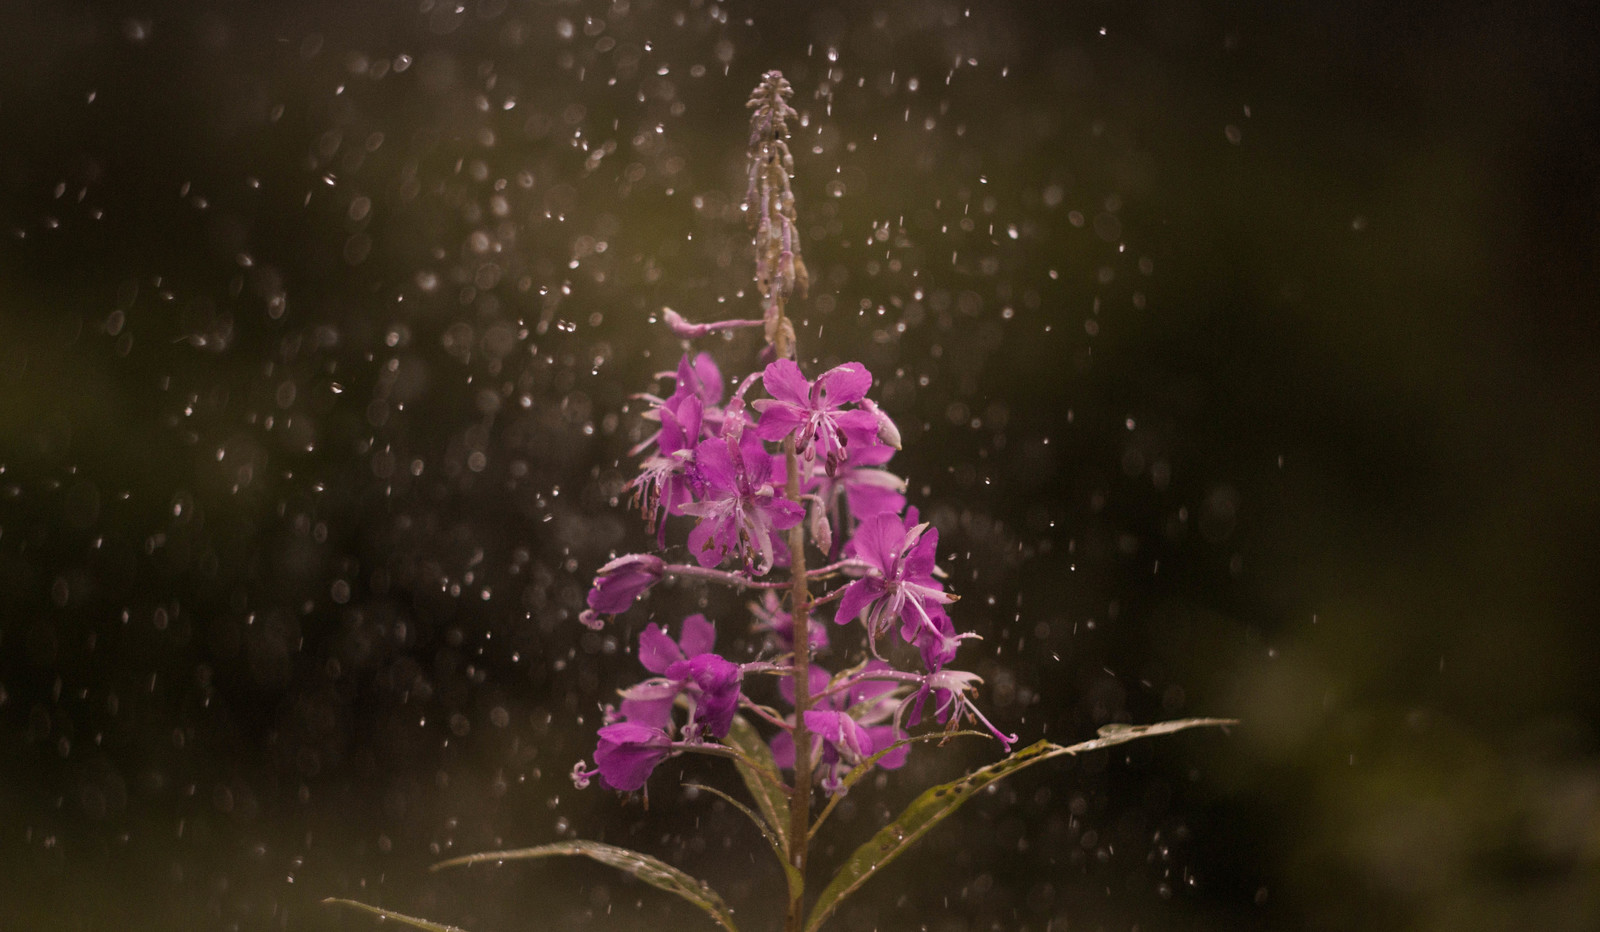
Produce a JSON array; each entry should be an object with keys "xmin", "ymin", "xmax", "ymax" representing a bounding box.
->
[
  {"xmin": 687, "ymin": 517, "xmax": 727, "ymax": 567},
  {"xmin": 817, "ymin": 362, "xmax": 871, "ymax": 404},
  {"xmin": 834, "ymin": 578, "xmax": 881, "ymax": 626},
  {"xmin": 834, "ymin": 409, "xmax": 881, "ymax": 450},
  {"xmin": 769, "ymin": 731, "xmax": 796, "ymax": 770},
  {"xmin": 752, "ymin": 401, "xmax": 806, "ymax": 442},
  {"xmin": 639, "ymin": 623, "xmax": 682, "ymax": 674},
  {"xmin": 693, "ymin": 437, "xmax": 737, "ymax": 490},
  {"xmin": 619, "ymin": 679, "xmax": 680, "ymax": 730},
  {"xmin": 903, "ymin": 524, "xmax": 939, "ymax": 578},
  {"xmin": 779, "ymin": 665, "xmax": 834, "ymax": 707},
  {"xmin": 679, "ymin": 613, "xmax": 716, "ymax": 657},
  {"xmin": 853, "ymin": 513, "xmax": 908, "ymax": 573},
  {"xmin": 866, "ymin": 726, "xmax": 910, "ymax": 769},
  {"xmin": 761, "ymin": 358, "xmax": 812, "ymax": 405},
  {"xmin": 766, "ymin": 495, "xmax": 806, "ymax": 530},
  {"xmin": 691, "ymin": 352, "xmax": 724, "ymax": 405}
]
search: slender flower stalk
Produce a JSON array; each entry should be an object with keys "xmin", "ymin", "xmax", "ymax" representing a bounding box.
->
[{"xmin": 745, "ymin": 73, "xmax": 818, "ymax": 930}]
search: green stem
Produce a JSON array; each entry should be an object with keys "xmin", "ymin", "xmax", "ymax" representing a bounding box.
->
[{"xmin": 773, "ymin": 295, "xmax": 813, "ymax": 932}]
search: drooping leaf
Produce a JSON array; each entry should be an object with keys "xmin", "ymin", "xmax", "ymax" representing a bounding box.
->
[
  {"xmin": 433, "ymin": 839, "xmax": 739, "ymax": 932},
  {"xmin": 688, "ymin": 783, "xmax": 803, "ymax": 895},
  {"xmin": 321, "ymin": 898, "xmax": 472, "ymax": 932},
  {"xmin": 805, "ymin": 717, "xmax": 1236, "ymax": 932},
  {"xmin": 725, "ymin": 712, "xmax": 791, "ymax": 855}
]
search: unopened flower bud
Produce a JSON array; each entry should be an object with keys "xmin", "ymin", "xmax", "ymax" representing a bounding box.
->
[
  {"xmin": 808, "ymin": 497, "xmax": 833, "ymax": 555},
  {"xmin": 585, "ymin": 553, "xmax": 666, "ymax": 621},
  {"xmin": 861, "ymin": 397, "xmax": 902, "ymax": 450},
  {"xmin": 661, "ymin": 307, "xmax": 698, "ymax": 338}
]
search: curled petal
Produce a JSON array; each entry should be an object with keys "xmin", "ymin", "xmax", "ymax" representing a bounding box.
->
[
  {"xmin": 834, "ymin": 577, "xmax": 883, "ymax": 627},
  {"xmin": 592, "ymin": 722, "xmax": 673, "ymax": 791},
  {"xmin": 803, "ymin": 710, "xmax": 872, "ymax": 764},
  {"xmin": 667, "ymin": 653, "xmax": 743, "ymax": 738},
  {"xmin": 586, "ymin": 553, "xmax": 665, "ymax": 616},
  {"xmin": 618, "ymin": 679, "xmax": 680, "ymax": 730}
]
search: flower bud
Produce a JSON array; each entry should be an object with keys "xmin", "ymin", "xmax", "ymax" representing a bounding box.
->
[
  {"xmin": 861, "ymin": 397, "xmax": 902, "ymax": 450},
  {"xmin": 584, "ymin": 553, "xmax": 666, "ymax": 619}
]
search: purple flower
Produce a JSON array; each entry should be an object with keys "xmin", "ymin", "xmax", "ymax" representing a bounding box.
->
[
  {"xmin": 834, "ymin": 514, "xmax": 959, "ymax": 660},
  {"xmin": 807, "ymin": 440, "xmax": 907, "ymax": 555},
  {"xmin": 630, "ymin": 355, "xmax": 726, "ymax": 540},
  {"xmin": 905, "ymin": 669, "xmax": 1018, "ymax": 751},
  {"xmin": 752, "ymin": 359, "xmax": 879, "ymax": 475},
  {"xmin": 834, "ymin": 442, "xmax": 907, "ymax": 519},
  {"xmin": 632, "ymin": 614, "xmax": 743, "ymax": 740},
  {"xmin": 769, "ymin": 662, "xmax": 909, "ymax": 794},
  {"xmin": 640, "ymin": 613, "xmax": 718, "ymax": 671},
  {"xmin": 588, "ymin": 721, "xmax": 674, "ymax": 791},
  {"xmin": 668, "ymin": 653, "xmax": 742, "ymax": 739},
  {"xmin": 750, "ymin": 590, "xmax": 829, "ymax": 654},
  {"xmin": 680, "ymin": 431, "xmax": 803, "ymax": 574},
  {"xmin": 633, "ymin": 353, "xmax": 723, "ymax": 456},
  {"xmin": 673, "ymin": 351, "xmax": 725, "ymax": 413},
  {"xmin": 911, "ymin": 603, "xmax": 963, "ymax": 672},
  {"xmin": 617, "ymin": 678, "xmax": 680, "ymax": 731},
  {"xmin": 800, "ymin": 710, "xmax": 906, "ymax": 796},
  {"xmin": 775, "ymin": 663, "xmax": 835, "ymax": 713},
  {"xmin": 580, "ymin": 553, "xmax": 666, "ymax": 629}
]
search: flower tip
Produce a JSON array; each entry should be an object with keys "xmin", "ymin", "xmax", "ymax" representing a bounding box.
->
[
  {"xmin": 661, "ymin": 307, "xmax": 702, "ymax": 339},
  {"xmin": 579, "ymin": 609, "xmax": 606, "ymax": 631},
  {"xmin": 863, "ymin": 397, "xmax": 902, "ymax": 449}
]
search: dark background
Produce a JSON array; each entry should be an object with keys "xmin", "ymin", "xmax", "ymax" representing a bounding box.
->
[{"xmin": 3, "ymin": 1, "xmax": 1598, "ymax": 930}]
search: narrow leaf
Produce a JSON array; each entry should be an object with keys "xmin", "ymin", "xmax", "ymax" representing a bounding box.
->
[
  {"xmin": 805, "ymin": 717, "xmax": 1235, "ymax": 932},
  {"xmin": 321, "ymin": 898, "xmax": 471, "ymax": 932},
  {"xmin": 433, "ymin": 839, "xmax": 739, "ymax": 932},
  {"xmin": 688, "ymin": 783, "xmax": 803, "ymax": 895},
  {"xmin": 809, "ymin": 731, "xmax": 989, "ymax": 840},
  {"xmin": 724, "ymin": 712, "xmax": 790, "ymax": 855}
]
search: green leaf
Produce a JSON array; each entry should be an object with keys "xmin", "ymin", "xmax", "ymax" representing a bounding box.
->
[
  {"xmin": 432, "ymin": 839, "xmax": 739, "ymax": 932},
  {"xmin": 808, "ymin": 731, "xmax": 989, "ymax": 840},
  {"xmin": 321, "ymin": 898, "xmax": 472, "ymax": 932},
  {"xmin": 724, "ymin": 712, "xmax": 790, "ymax": 855},
  {"xmin": 688, "ymin": 783, "xmax": 803, "ymax": 896},
  {"xmin": 804, "ymin": 717, "xmax": 1235, "ymax": 932}
]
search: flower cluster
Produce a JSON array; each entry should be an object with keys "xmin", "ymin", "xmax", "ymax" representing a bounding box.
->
[
  {"xmin": 573, "ymin": 348, "xmax": 1013, "ymax": 793},
  {"xmin": 571, "ymin": 71, "xmax": 1013, "ymax": 797}
]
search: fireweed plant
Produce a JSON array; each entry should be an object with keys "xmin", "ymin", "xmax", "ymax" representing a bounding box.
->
[{"xmin": 327, "ymin": 72, "xmax": 1232, "ymax": 932}]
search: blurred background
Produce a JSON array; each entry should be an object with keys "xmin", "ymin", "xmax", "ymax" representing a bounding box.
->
[{"xmin": 3, "ymin": 1, "xmax": 1598, "ymax": 930}]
